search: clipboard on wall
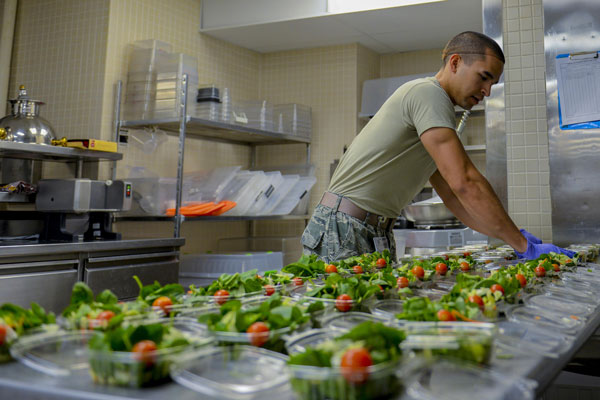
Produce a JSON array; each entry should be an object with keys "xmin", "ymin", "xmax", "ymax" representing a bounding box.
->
[{"xmin": 555, "ymin": 51, "xmax": 600, "ymax": 130}]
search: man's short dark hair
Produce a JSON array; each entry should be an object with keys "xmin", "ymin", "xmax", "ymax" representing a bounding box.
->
[{"xmin": 442, "ymin": 31, "xmax": 505, "ymax": 65}]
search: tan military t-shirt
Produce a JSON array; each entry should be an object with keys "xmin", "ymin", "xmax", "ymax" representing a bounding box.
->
[{"xmin": 328, "ymin": 77, "xmax": 457, "ymax": 218}]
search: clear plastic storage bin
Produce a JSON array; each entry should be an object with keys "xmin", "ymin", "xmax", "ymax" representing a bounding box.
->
[
  {"xmin": 274, "ymin": 103, "xmax": 312, "ymax": 140},
  {"xmin": 232, "ymin": 100, "xmax": 274, "ymax": 131},
  {"xmin": 179, "ymin": 251, "xmax": 284, "ymax": 287},
  {"xmin": 217, "ymin": 236, "xmax": 303, "ymax": 267},
  {"xmin": 182, "ymin": 166, "xmax": 241, "ymax": 203}
]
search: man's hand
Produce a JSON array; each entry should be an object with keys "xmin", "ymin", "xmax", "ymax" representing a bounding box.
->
[
  {"xmin": 514, "ymin": 238, "xmax": 575, "ymax": 260},
  {"xmin": 519, "ymin": 229, "xmax": 542, "ymax": 244}
]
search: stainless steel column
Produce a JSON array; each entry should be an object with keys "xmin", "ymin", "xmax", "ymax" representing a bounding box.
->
[
  {"xmin": 543, "ymin": 0, "xmax": 600, "ymax": 244},
  {"xmin": 482, "ymin": 0, "xmax": 507, "ymax": 211}
]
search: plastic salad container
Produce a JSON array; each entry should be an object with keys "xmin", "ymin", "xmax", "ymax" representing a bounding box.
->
[
  {"xmin": 496, "ymin": 320, "xmax": 573, "ymax": 358},
  {"xmin": 320, "ymin": 311, "xmax": 390, "ymax": 331},
  {"xmin": 401, "ymin": 322, "xmax": 496, "ymax": 365},
  {"xmin": 88, "ymin": 318, "xmax": 213, "ymax": 387},
  {"xmin": 505, "ymin": 305, "xmax": 583, "ymax": 336},
  {"xmin": 170, "ymin": 345, "xmax": 290, "ymax": 399},
  {"xmin": 195, "ymin": 295, "xmax": 312, "ymax": 354},
  {"xmin": 523, "ymin": 294, "xmax": 594, "ymax": 320},
  {"xmin": 407, "ymin": 359, "xmax": 536, "ymax": 400},
  {"xmin": 10, "ymin": 330, "xmax": 94, "ymax": 376},
  {"xmin": 285, "ymin": 322, "xmax": 409, "ymax": 400},
  {"xmin": 542, "ymin": 284, "xmax": 600, "ymax": 305},
  {"xmin": 368, "ymin": 299, "xmax": 404, "ymax": 319},
  {"xmin": 285, "ymin": 329, "xmax": 341, "ymax": 355}
]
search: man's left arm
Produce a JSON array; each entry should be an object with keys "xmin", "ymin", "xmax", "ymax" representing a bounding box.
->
[{"xmin": 429, "ymin": 170, "xmax": 495, "ymax": 237}]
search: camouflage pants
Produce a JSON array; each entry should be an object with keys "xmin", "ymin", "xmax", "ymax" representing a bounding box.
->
[{"xmin": 301, "ymin": 201, "xmax": 396, "ymax": 263}]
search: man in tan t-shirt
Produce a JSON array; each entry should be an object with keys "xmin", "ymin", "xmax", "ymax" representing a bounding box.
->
[{"xmin": 302, "ymin": 31, "xmax": 573, "ymax": 262}]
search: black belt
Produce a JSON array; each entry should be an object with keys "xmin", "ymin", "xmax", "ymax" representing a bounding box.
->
[{"xmin": 319, "ymin": 192, "xmax": 395, "ymax": 232}]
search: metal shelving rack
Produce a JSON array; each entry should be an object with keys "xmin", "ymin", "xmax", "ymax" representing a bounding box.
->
[{"xmin": 114, "ymin": 75, "xmax": 312, "ymax": 238}]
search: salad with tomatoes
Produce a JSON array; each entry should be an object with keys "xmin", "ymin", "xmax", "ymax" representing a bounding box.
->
[
  {"xmin": 196, "ymin": 293, "xmax": 310, "ymax": 353},
  {"xmin": 88, "ymin": 321, "xmax": 211, "ymax": 387},
  {"xmin": 61, "ymin": 282, "xmax": 147, "ymax": 330},
  {"xmin": 287, "ymin": 321, "xmax": 406, "ymax": 400}
]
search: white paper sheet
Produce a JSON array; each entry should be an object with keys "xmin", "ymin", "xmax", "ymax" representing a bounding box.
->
[{"xmin": 555, "ymin": 52, "xmax": 600, "ymax": 126}]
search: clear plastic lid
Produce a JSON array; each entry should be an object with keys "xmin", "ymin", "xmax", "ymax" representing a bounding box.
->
[
  {"xmin": 505, "ymin": 305, "xmax": 583, "ymax": 335},
  {"xmin": 284, "ymin": 329, "xmax": 340, "ymax": 355},
  {"xmin": 10, "ymin": 330, "xmax": 94, "ymax": 376},
  {"xmin": 496, "ymin": 320, "xmax": 573, "ymax": 358},
  {"xmin": 170, "ymin": 345, "xmax": 290, "ymax": 399},
  {"xmin": 369, "ymin": 299, "xmax": 404, "ymax": 319},
  {"xmin": 407, "ymin": 359, "xmax": 536, "ymax": 400},
  {"xmin": 543, "ymin": 284, "xmax": 600, "ymax": 305},
  {"xmin": 523, "ymin": 294, "xmax": 594, "ymax": 319},
  {"xmin": 320, "ymin": 311, "xmax": 389, "ymax": 331},
  {"xmin": 401, "ymin": 322, "xmax": 496, "ymax": 365}
]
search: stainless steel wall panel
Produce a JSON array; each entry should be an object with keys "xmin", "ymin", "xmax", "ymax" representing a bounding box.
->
[
  {"xmin": 483, "ymin": 0, "xmax": 507, "ymax": 247},
  {"xmin": 544, "ymin": 0, "xmax": 600, "ymax": 244}
]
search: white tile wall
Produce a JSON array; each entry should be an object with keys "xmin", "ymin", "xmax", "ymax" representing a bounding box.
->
[{"xmin": 503, "ymin": 0, "xmax": 552, "ymax": 241}]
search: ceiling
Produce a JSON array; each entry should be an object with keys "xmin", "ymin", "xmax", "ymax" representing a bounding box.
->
[{"xmin": 200, "ymin": 0, "xmax": 483, "ymax": 54}]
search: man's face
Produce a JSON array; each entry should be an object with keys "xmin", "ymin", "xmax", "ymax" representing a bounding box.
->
[{"xmin": 452, "ymin": 50, "xmax": 504, "ymax": 110}]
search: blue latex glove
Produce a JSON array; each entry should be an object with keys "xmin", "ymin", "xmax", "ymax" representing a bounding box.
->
[
  {"xmin": 514, "ymin": 238, "xmax": 576, "ymax": 260},
  {"xmin": 519, "ymin": 229, "xmax": 542, "ymax": 244}
]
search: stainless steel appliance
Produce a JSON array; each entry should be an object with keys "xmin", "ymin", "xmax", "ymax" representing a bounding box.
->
[{"xmin": 35, "ymin": 178, "xmax": 132, "ymax": 241}]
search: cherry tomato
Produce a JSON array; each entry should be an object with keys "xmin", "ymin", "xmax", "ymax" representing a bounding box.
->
[
  {"xmin": 435, "ymin": 263, "xmax": 448, "ymax": 275},
  {"xmin": 325, "ymin": 264, "xmax": 338, "ymax": 274},
  {"xmin": 534, "ymin": 266, "xmax": 546, "ymax": 277},
  {"xmin": 468, "ymin": 294, "xmax": 484, "ymax": 310},
  {"xmin": 132, "ymin": 340, "xmax": 157, "ymax": 366},
  {"xmin": 352, "ymin": 265, "xmax": 363, "ymax": 274},
  {"xmin": 411, "ymin": 266, "xmax": 425, "ymax": 279},
  {"xmin": 246, "ymin": 322, "xmax": 270, "ymax": 347},
  {"xmin": 292, "ymin": 277, "xmax": 304, "ymax": 286},
  {"xmin": 340, "ymin": 347, "xmax": 373, "ymax": 384},
  {"xmin": 336, "ymin": 294, "xmax": 353, "ymax": 312},
  {"xmin": 152, "ymin": 296, "xmax": 173, "ymax": 315},
  {"xmin": 490, "ymin": 284, "xmax": 504, "ymax": 295},
  {"xmin": 460, "ymin": 262, "xmax": 470, "ymax": 271},
  {"xmin": 0, "ymin": 325, "xmax": 7, "ymax": 346},
  {"xmin": 437, "ymin": 309, "xmax": 455, "ymax": 321},
  {"xmin": 397, "ymin": 276, "xmax": 409, "ymax": 288},
  {"xmin": 214, "ymin": 289, "xmax": 230, "ymax": 305},
  {"xmin": 552, "ymin": 263, "xmax": 560, "ymax": 272},
  {"xmin": 263, "ymin": 285, "xmax": 275, "ymax": 296},
  {"xmin": 463, "ymin": 251, "xmax": 471, "ymax": 257},
  {"xmin": 515, "ymin": 273, "xmax": 527, "ymax": 287},
  {"xmin": 443, "ymin": 254, "xmax": 449, "ymax": 261},
  {"xmin": 375, "ymin": 258, "xmax": 387, "ymax": 268}
]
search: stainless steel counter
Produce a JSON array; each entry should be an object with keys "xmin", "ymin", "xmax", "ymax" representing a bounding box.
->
[
  {"xmin": 0, "ymin": 238, "xmax": 185, "ymax": 312},
  {"xmin": 0, "ymin": 287, "xmax": 599, "ymax": 399},
  {"xmin": 0, "ymin": 238, "xmax": 185, "ymax": 258}
]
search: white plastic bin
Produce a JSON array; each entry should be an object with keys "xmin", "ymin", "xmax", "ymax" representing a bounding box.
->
[{"xmin": 257, "ymin": 174, "xmax": 299, "ymax": 215}]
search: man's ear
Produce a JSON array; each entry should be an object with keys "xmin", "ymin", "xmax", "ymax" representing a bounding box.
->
[{"xmin": 448, "ymin": 54, "xmax": 461, "ymax": 73}]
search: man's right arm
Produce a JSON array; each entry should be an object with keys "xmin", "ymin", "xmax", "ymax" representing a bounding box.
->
[{"xmin": 419, "ymin": 126, "xmax": 528, "ymax": 252}]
